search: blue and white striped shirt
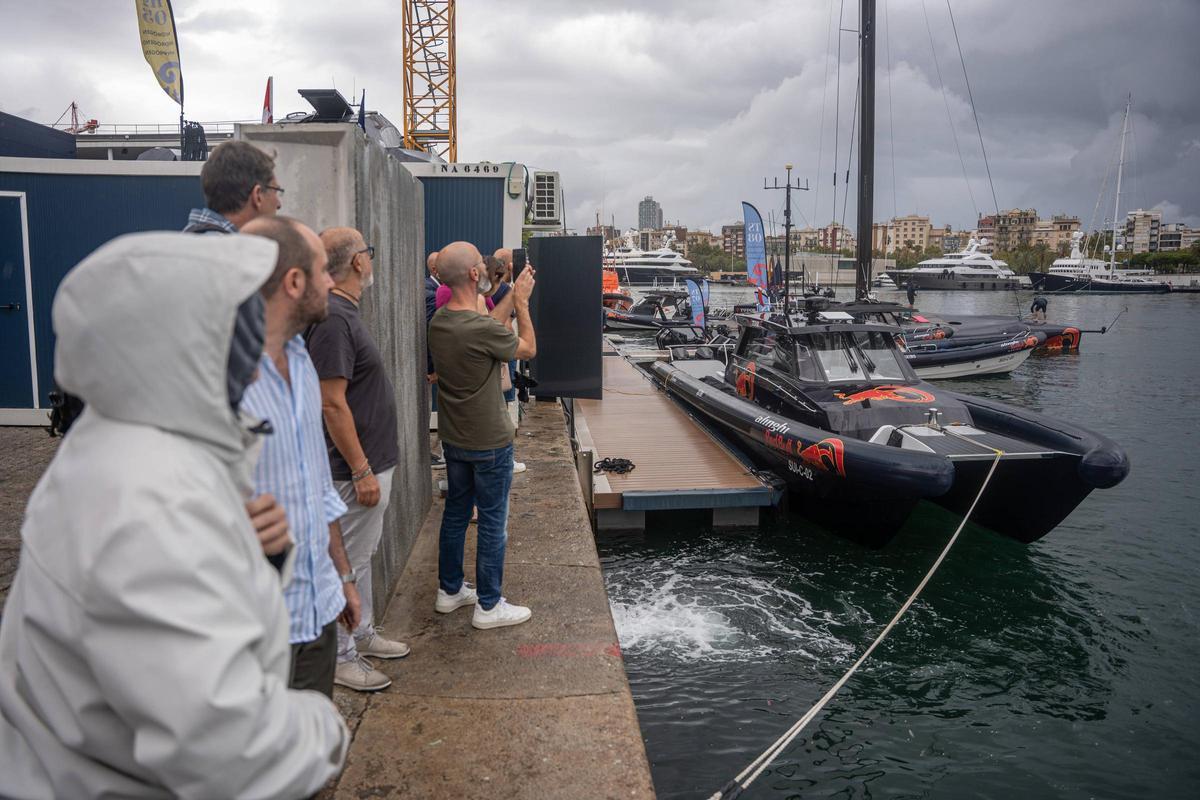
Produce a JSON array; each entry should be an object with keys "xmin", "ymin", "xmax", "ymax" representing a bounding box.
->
[{"xmin": 241, "ymin": 336, "xmax": 348, "ymax": 644}]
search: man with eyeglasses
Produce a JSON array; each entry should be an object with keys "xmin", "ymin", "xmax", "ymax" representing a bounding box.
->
[
  {"xmin": 306, "ymin": 227, "xmax": 408, "ymax": 692},
  {"xmin": 181, "ymin": 140, "xmax": 292, "ymax": 568},
  {"xmin": 184, "ymin": 140, "xmax": 283, "ymax": 234}
]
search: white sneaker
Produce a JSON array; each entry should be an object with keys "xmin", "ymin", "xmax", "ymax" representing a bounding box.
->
[
  {"xmin": 356, "ymin": 627, "xmax": 410, "ymax": 659},
  {"xmin": 512, "ymin": 461, "xmax": 527, "ymax": 474},
  {"xmin": 435, "ymin": 583, "xmax": 478, "ymax": 614},
  {"xmin": 472, "ymin": 598, "xmax": 532, "ymax": 630},
  {"xmin": 334, "ymin": 656, "xmax": 392, "ymax": 692}
]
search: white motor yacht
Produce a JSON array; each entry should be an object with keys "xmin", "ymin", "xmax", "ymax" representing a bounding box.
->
[{"xmin": 885, "ymin": 238, "xmax": 1019, "ymax": 290}]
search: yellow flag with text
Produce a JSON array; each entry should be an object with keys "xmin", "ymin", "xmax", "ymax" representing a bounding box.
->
[{"xmin": 135, "ymin": 0, "xmax": 183, "ymax": 106}]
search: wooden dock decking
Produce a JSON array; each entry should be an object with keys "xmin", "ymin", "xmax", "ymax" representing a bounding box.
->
[{"xmin": 570, "ymin": 352, "xmax": 778, "ymax": 530}]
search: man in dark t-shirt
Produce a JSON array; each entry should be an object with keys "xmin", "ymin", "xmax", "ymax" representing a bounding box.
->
[{"xmin": 306, "ymin": 227, "xmax": 409, "ymax": 692}]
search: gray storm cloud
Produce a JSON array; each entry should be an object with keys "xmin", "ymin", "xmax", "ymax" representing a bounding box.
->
[{"xmin": 3, "ymin": 0, "xmax": 1196, "ymax": 231}]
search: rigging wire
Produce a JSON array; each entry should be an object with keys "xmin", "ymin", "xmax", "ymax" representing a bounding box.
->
[
  {"xmin": 813, "ymin": 0, "xmax": 838, "ymax": 225},
  {"xmin": 1127, "ymin": 111, "xmax": 1146, "ymax": 218},
  {"xmin": 920, "ymin": 0, "xmax": 977, "ymax": 220},
  {"xmin": 708, "ymin": 451, "xmax": 1006, "ymax": 800},
  {"xmin": 884, "ymin": 0, "xmax": 899, "ymax": 238},
  {"xmin": 1084, "ymin": 124, "xmax": 1122, "ymax": 259},
  {"xmin": 832, "ymin": 0, "xmax": 848, "ymax": 226},
  {"xmin": 839, "ymin": 74, "xmax": 861, "ymax": 238},
  {"xmin": 945, "ymin": 0, "xmax": 999, "ymax": 218}
]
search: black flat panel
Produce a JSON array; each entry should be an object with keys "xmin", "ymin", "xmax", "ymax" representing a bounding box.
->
[{"xmin": 527, "ymin": 236, "xmax": 602, "ymax": 399}]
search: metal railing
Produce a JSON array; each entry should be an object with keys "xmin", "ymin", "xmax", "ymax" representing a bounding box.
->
[{"xmin": 55, "ymin": 121, "xmax": 252, "ymax": 137}]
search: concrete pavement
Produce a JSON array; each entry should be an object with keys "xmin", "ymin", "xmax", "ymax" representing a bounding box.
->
[{"xmin": 325, "ymin": 401, "xmax": 655, "ymax": 799}]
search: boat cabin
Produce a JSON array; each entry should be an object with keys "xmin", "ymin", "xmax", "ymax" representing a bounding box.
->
[{"xmin": 722, "ymin": 308, "xmax": 969, "ymax": 438}]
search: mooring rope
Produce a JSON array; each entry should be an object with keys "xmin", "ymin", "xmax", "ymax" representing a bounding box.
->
[
  {"xmin": 594, "ymin": 457, "xmax": 636, "ymax": 475},
  {"xmin": 710, "ymin": 448, "xmax": 1005, "ymax": 800}
]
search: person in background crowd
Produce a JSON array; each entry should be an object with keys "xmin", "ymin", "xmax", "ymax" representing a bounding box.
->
[
  {"xmin": 906, "ymin": 282, "xmax": 917, "ymax": 308},
  {"xmin": 1031, "ymin": 295, "xmax": 1048, "ymax": 322},
  {"xmin": 0, "ymin": 231, "xmax": 347, "ymax": 798},
  {"xmin": 308, "ymin": 227, "xmax": 411, "ymax": 690},
  {"xmin": 239, "ymin": 216, "xmax": 384, "ymax": 695},
  {"xmin": 492, "ymin": 248, "xmax": 525, "ymax": 475},
  {"xmin": 426, "ymin": 250, "xmax": 446, "ymax": 471},
  {"xmin": 429, "ymin": 242, "xmax": 537, "ymax": 629},
  {"xmin": 184, "ymin": 140, "xmax": 283, "ymax": 234}
]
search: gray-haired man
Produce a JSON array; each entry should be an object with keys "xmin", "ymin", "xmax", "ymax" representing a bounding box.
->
[{"xmin": 307, "ymin": 227, "xmax": 408, "ymax": 692}]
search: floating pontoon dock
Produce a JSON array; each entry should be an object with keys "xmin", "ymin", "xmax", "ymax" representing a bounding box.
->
[{"xmin": 568, "ymin": 350, "xmax": 780, "ymax": 531}]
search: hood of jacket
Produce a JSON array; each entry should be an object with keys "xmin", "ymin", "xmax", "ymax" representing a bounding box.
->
[{"xmin": 53, "ymin": 231, "xmax": 277, "ymax": 458}]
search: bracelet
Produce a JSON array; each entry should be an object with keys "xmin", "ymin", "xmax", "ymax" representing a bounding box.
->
[
  {"xmin": 339, "ymin": 571, "xmax": 356, "ymax": 585},
  {"xmin": 351, "ymin": 464, "xmax": 373, "ymax": 482}
]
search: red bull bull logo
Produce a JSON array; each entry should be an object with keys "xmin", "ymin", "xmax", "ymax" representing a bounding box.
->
[
  {"xmin": 736, "ymin": 362, "xmax": 757, "ymax": 399},
  {"xmin": 834, "ymin": 385, "xmax": 935, "ymax": 406},
  {"xmin": 799, "ymin": 437, "xmax": 846, "ymax": 477}
]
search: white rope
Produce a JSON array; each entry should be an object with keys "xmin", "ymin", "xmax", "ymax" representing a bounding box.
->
[{"xmin": 710, "ymin": 448, "xmax": 1005, "ymax": 800}]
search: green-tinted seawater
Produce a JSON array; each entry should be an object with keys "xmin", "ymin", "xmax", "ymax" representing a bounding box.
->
[{"xmin": 598, "ymin": 289, "xmax": 1200, "ymax": 798}]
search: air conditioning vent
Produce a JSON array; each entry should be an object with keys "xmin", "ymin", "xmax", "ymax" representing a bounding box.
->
[{"xmin": 532, "ymin": 171, "xmax": 562, "ymax": 224}]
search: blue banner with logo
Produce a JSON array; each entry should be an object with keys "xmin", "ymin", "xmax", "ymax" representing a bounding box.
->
[
  {"xmin": 742, "ymin": 202, "xmax": 768, "ymax": 288},
  {"xmin": 685, "ymin": 278, "xmax": 706, "ymax": 329}
]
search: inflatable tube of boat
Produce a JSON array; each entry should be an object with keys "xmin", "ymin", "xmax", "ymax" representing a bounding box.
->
[
  {"xmin": 650, "ymin": 361, "xmax": 956, "ymax": 498},
  {"xmin": 945, "ymin": 390, "xmax": 1130, "ymax": 489},
  {"xmin": 903, "ymin": 332, "xmax": 1044, "ymax": 367}
]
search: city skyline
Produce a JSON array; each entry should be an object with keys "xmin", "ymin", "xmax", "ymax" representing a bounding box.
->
[{"xmin": 2, "ymin": 1, "xmax": 1197, "ymax": 234}]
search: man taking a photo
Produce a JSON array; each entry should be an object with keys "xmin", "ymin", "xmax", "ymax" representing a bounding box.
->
[{"xmin": 428, "ymin": 242, "xmax": 536, "ymax": 629}]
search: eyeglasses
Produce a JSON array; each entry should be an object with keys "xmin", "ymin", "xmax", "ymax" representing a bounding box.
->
[
  {"xmin": 357, "ymin": 245, "xmax": 376, "ymax": 259},
  {"xmin": 262, "ymin": 184, "xmax": 285, "ymax": 195}
]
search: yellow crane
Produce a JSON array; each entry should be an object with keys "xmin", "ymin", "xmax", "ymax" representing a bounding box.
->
[{"xmin": 403, "ymin": 1, "xmax": 457, "ymax": 161}]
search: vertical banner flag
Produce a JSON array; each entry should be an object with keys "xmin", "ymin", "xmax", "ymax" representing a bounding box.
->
[
  {"xmin": 742, "ymin": 202, "xmax": 768, "ymax": 288},
  {"xmin": 135, "ymin": 0, "xmax": 183, "ymax": 106},
  {"xmin": 358, "ymin": 89, "xmax": 367, "ymax": 131},
  {"xmin": 700, "ymin": 279, "xmax": 710, "ymax": 309},
  {"xmin": 685, "ymin": 279, "xmax": 706, "ymax": 329},
  {"xmin": 262, "ymin": 76, "xmax": 274, "ymax": 124}
]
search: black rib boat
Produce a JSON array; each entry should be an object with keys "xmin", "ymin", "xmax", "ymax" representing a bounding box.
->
[{"xmin": 650, "ymin": 304, "xmax": 1129, "ymax": 546}]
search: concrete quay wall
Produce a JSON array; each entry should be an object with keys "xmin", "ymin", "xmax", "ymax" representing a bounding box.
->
[{"xmin": 238, "ymin": 122, "xmax": 431, "ymax": 614}]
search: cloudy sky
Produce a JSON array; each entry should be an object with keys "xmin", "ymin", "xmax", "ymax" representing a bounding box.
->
[{"xmin": 3, "ymin": 0, "xmax": 1198, "ymax": 234}]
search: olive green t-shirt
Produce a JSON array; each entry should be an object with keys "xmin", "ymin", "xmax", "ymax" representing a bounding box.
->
[{"xmin": 429, "ymin": 308, "xmax": 520, "ymax": 450}]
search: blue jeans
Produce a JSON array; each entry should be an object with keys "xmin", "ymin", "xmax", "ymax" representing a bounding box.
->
[{"xmin": 439, "ymin": 442, "xmax": 514, "ymax": 610}]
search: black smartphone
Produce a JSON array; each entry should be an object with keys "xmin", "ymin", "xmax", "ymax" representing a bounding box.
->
[{"xmin": 512, "ymin": 248, "xmax": 527, "ymax": 281}]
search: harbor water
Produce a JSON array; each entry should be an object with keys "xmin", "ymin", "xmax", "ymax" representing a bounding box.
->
[{"xmin": 598, "ymin": 288, "xmax": 1200, "ymax": 798}]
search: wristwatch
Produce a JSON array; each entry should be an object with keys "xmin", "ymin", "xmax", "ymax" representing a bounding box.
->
[{"xmin": 339, "ymin": 572, "xmax": 356, "ymax": 585}]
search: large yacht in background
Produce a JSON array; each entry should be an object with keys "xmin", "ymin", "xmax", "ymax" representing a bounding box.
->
[
  {"xmin": 1029, "ymin": 232, "xmax": 1170, "ymax": 294},
  {"xmin": 885, "ymin": 238, "xmax": 1019, "ymax": 290},
  {"xmin": 604, "ymin": 231, "xmax": 701, "ymax": 286},
  {"xmin": 1028, "ymin": 100, "xmax": 1170, "ymax": 295}
]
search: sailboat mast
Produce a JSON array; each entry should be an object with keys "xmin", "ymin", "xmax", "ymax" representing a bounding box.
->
[
  {"xmin": 1109, "ymin": 96, "xmax": 1130, "ymax": 274},
  {"xmin": 855, "ymin": 0, "xmax": 877, "ymax": 300}
]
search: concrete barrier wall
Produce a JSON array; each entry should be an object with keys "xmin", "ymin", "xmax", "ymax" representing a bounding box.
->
[{"xmin": 237, "ymin": 123, "xmax": 431, "ymax": 615}]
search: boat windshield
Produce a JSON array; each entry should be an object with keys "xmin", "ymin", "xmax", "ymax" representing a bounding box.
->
[{"xmin": 799, "ymin": 331, "xmax": 909, "ymax": 382}]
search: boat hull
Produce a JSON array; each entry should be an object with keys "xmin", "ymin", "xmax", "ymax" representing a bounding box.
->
[
  {"xmin": 1029, "ymin": 272, "xmax": 1171, "ymax": 294},
  {"xmin": 603, "ymin": 309, "xmax": 693, "ymax": 332},
  {"xmin": 910, "ymin": 344, "xmax": 1034, "ymax": 379},
  {"xmin": 887, "ymin": 270, "xmax": 1020, "ymax": 291},
  {"xmin": 648, "ymin": 361, "xmax": 1129, "ymax": 546}
]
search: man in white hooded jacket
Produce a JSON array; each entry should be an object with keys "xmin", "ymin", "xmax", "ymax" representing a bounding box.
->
[{"xmin": 0, "ymin": 231, "xmax": 348, "ymax": 799}]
